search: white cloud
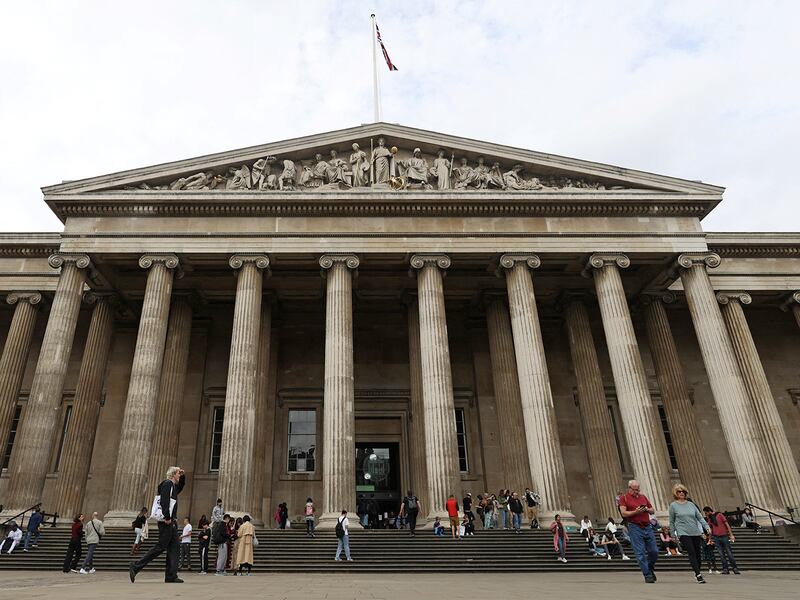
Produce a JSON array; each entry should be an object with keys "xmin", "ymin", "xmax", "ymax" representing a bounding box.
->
[{"xmin": 1, "ymin": 0, "xmax": 798, "ymax": 231}]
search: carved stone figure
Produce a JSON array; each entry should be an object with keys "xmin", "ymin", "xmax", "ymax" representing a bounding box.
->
[
  {"xmin": 226, "ymin": 164, "xmax": 251, "ymax": 190},
  {"xmin": 430, "ymin": 150, "xmax": 452, "ymax": 190},
  {"xmin": 399, "ymin": 148, "xmax": 429, "ymax": 185},
  {"xmin": 311, "ymin": 153, "xmax": 330, "ymax": 185},
  {"xmin": 350, "ymin": 143, "xmax": 369, "ymax": 187},
  {"xmin": 169, "ymin": 171, "xmax": 220, "ymax": 190},
  {"xmin": 473, "ymin": 157, "xmax": 490, "ymax": 189},
  {"xmin": 251, "ymin": 157, "xmax": 277, "ymax": 190},
  {"xmin": 453, "ymin": 157, "xmax": 479, "ymax": 189},
  {"xmin": 371, "ymin": 137, "xmax": 392, "ymax": 184},
  {"xmin": 487, "ymin": 162, "xmax": 506, "ymax": 189},
  {"xmin": 278, "ymin": 160, "xmax": 296, "ymax": 190},
  {"xmin": 327, "ymin": 150, "xmax": 351, "ymax": 186}
]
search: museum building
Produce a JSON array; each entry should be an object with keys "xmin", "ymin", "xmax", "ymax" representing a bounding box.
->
[{"xmin": 0, "ymin": 123, "xmax": 798, "ymax": 527}]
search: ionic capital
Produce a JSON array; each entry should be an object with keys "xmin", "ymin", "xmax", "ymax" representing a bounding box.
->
[
  {"xmin": 675, "ymin": 253, "xmax": 721, "ymax": 271},
  {"xmin": 638, "ymin": 290, "xmax": 677, "ymax": 306},
  {"xmin": 319, "ymin": 254, "xmax": 360, "ymax": 270},
  {"xmin": 139, "ymin": 254, "xmax": 183, "ymax": 279},
  {"xmin": 48, "ymin": 253, "xmax": 91, "ymax": 270},
  {"xmin": 229, "ymin": 254, "xmax": 270, "ymax": 270},
  {"xmin": 82, "ymin": 291, "xmax": 119, "ymax": 306},
  {"xmin": 6, "ymin": 291, "xmax": 42, "ymax": 306},
  {"xmin": 581, "ymin": 253, "xmax": 629, "ymax": 278},
  {"xmin": 498, "ymin": 253, "xmax": 541, "ymax": 270},
  {"xmin": 409, "ymin": 254, "xmax": 450, "ymax": 270},
  {"xmin": 779, "ymin": 291, "xmax": 800, "ymax": 312},
  {"xmin": 716, "ymin": 291, "xmax": 752, "ymax": 306}
]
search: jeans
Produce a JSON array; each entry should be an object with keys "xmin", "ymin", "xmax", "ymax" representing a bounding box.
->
[
  {"xmin": 484, "ymin": 512, "xmax": 493, "ymax": 529},
  {"xmin": 678, "ymin": 535, "xmax": 703, "ymax": 576},
  {"xmin": 132, "ymin": 521, "xmax": 179, "ymax": 582},
  {"xmin": 556, "ymin": 536, "xmax": 565, "ymax": 559},
  {"xmin": 63, "ymin": 538, "xmax": 82, "ymax": 572},
  {"xmin": 627, "ymin": 524, "xmax": 659, "ymax": 578},
  {"xmin": 406, "ymin": 509, "xmax": 418, "ymax": 532},
  {"xmin": 23, "ymin": 530, "xmax": 40, "ymax": 550},
  {"xmin": 511, "ymin": 513, "xmax": 522, "ymax": 531},
  {"xmin": 134, "ymin": 528, "xmax": 143, "ymax": 545},
  {"xmin": 215, "ymin": 544, "xmax": 227, "ymax": 573},
  {"xmin": 180, "ymin": 542, "xmax": 191, "ymax": 568},
  {"xmin": 712, "ymin": 535, "xmax": 738, "ymax": 571},
  {"xmin": 499, "ymin": 509, "xmax": 508, "ymax": 529},
  {"xmin": 335, "ymin": 535, "xmax": 351, "ymax": 560},
  {"xmin": 82, "ymin": 543, "xmax": 97, "ymax": 570}
]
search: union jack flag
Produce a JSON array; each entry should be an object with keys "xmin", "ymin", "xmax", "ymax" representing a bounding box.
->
[{"xmin": 376, "ymin": 22, "xmax": 398, "ymax": 71}]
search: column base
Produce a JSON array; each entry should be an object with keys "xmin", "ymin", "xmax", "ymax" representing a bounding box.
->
[
  {"xmin": 317, "ymin": 512, "xmax": 348, "ymax": 530},
  {"xmin": 102, "ymin": 509, "xmax": 139, "ymax": 528},
  {"xmin": 537, "ymin": 510, "xmax": 577, "ymax": 528}
]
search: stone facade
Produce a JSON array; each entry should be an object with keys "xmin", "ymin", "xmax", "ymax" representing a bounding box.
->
[{"xmin": 1, "ymin": 124, "xmax": 799, "ymax": 525}]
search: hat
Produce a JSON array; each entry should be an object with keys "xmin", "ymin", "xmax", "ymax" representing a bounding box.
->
[{"xmin": 467, "ymin": 492, "xmax": 472, "ymax": 496}]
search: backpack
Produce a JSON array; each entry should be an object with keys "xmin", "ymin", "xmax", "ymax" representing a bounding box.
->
[
  {"xmin": 335, "ymin": 518, "xmax": 345, "ymax": 539},
  {"xmin": 131, "ymin": 520, "xmax": 137, "ymax": 530},
  {"xmin": 211, "ymin": 521, "xmax": 224, "ymax": 545},
  {"xmin": 406, "ymin": 496, "xmax": 418, "ymax": 511}
]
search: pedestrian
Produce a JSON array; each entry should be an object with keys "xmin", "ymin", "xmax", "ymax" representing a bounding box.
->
[
  {"xmin": 2, "ymin": 522, "xmax": 23, "ymax": 554},
  {"xmin": 23, "ymin": 507, "xmax": 44, "ymax": 552},
  {"xmin": 580, "ymin": 515, "xmax": 593, "ymax": 539},
  {"xmin": 483, "ymin": 494, "xmax": 495, "ymax": 529},
  {"xmin": 197, "ymin": 520, "xmax": 211, "ymax": 574},
  {"xmin": 129, "ymin": 465, "xmax": 186, "ymax": 584},
  {"xmin": 618, "ymin": 479, "xmax": 659, "ymax": 583},
  {"xmin": 509, "ymin": 492, "xmax": 524, "ymax": 534},
  {"xmin": 399, "ymin": 490, "xmax": 421, "ymax": 536},
  {"xmin": 668, "ymin": 483, "xmax": 710, "ymax": 584},
  {"xmin": 703, "ymin": 505, "xmax": 740, "ymax": 575},
  {"xmin": 334, "ymin": 509, "xmax": 352, "ymax": 561},
  {"xmin": 131, "ymin": 507, "xmax": 147, "ymax": 555},
  {"xmin": 701, "ymin": 534, "xmax": 720, "ymax": 574},
  {"xmin": 236, "ymin": 515, "xmax": 256, "ymax": 575},
  {"xmin": 212, "ymin": 498, "xmax": 224, "ymax": 524},
  {"xmin": 229, "ymin": 516, "xmax": 242, "ymax": 573},
  {"xmin": 600, "ymin": 526, "xmax": 631, "ymax": 560},
  {"xmin": 462, "ymin": 513, "xmax": 475, "ymax": 536},
  {"xmin": 549, "ymin": 514, "xmax": 569, "ymax": 563},
  {"xmin": 659, "ymin": 526, "xmax": 681, "ymax": 556},
  {"xmin": 179, "ymin": 517, "xmax": 192, "ymax": 570},
  {"xmin": 433, "ymin": 516, "xmax": 445, "ymax": 536},
  {"xmin": 463, "ymin": 492, "xmax": 475, "ymax": 526},
  {"xmin": 741, "ymin": 506, "xmax": 761, "ymax": 533},
  {"xmin": 213, "ymin": 514, "xmax": 231, "ymax": 576},
  {"xmin": 475, "ymin": 494, "xmax": 485, "ymax": 527},
  {"xmin": 524, "ymin": 487, "xmax": 540, "ymax": 529},
  {"xmin": 279, "ymin": 503, "xmax": 289, "ymax": 529},
  {"xmin": 198, "ymin": 514, "xmax": 209, "ymax": 529},
  {"xmin": 497, "ymin": 489, "xmax": 510, "ymax": 530},
  {"xmin": 62, "ymin": 514, "xmax": 84, "ymax": 573},
  {"xmin": 79, "ymin": 512, "xmax": 105, "ymax": 574},
  {"xmin": 446, "ymin": 494, "xmax": 460, "ymax": 540},
  {"xmin": 305, "ymin": 497, "xmax": 316, "ymax": 537}
]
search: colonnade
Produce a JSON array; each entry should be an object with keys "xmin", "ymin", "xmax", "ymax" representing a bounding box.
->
[{"xmin": 1, "ymin": 251, "xmax": 799, "ymax": 524}]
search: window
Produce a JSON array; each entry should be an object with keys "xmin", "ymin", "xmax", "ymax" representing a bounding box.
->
[
  {"xmin": 287, "ymin": 409, "xmax": 316, "ymax": 473},
  {"xmin": 607, "ymin": 405, "xmax": 626, "ymax": 471},
  {"xmin": 53, "ymin": 405, "xmax": 73, "ymax": 472},
  {"xmin": 455, "ymin": 408, "xmax": 468, "ymax": 472},
  {"xmin": 209, "ymin": 407, "xmax": 225, "ymax": 471},
  {"xmin": 2, "ymin": 404, "xmax": 22, "ymax": 470},
  {"xmin": 657, "ymin": 405, "xmax": 678, "ymax": 470}
]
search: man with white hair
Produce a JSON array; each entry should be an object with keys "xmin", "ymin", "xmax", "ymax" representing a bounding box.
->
[
  {"xmin": 129, "ymin": 466, "xmax": 186, "ymax": 584},
  {"xmin": 618, "ymin": 479, "xmax": 658, "ymax": 583}
]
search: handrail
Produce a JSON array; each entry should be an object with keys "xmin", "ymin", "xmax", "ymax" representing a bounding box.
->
[
  {"xmin": 0, "ymin": 502, "xmax": 41, "ymax": 530},
  {"xmin": 744, "ymin": 502, "xmax": 798, "ymax": 527}
]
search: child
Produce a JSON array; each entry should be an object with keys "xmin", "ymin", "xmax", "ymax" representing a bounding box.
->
[
  {"xmin": 433, "ymin": 517, "xmax": 445, "ymax": 536},
  {"xmin": 702, "ymin": 534, "xmax": 720, "ymax": 574}
]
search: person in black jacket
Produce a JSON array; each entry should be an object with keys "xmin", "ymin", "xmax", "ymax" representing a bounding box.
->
[
  {"xmin": 129, "ymin": 466, "xmax": 186, "ymax": 584},
  {"xmin": 197, "ymin": 521, "xmax": 211, "ymax": 574}
]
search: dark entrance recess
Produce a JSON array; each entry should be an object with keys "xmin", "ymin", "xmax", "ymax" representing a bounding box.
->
[{"xmin": 355, "ymin": 442, "xmax": 401, "ymax": 527}]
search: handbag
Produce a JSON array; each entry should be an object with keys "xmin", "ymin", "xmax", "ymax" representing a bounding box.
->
[
  {"xmin": 253, "ymin": 533, "xmax": 259, "ymax": 546},
  {"xmin": 90, "ymin": 520, "xmax": 103, "ymax": 540}
]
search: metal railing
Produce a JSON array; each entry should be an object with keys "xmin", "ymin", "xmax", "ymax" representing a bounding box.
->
[
  {"xmin": 0, "ymin": 503, "xmax": 59, "ymax": 533},
  {"xmin": 743, "ymin": 502, "xmax": 798, "ymax": 528}
]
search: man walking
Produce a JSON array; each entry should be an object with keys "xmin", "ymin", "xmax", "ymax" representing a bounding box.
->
[
  {"xmin": 398, "ymin": 490, "xmax": 421, "ymax": 536},
  {"xmin": 179, "ymin": 517, "xmax": 192, "ymax": 570},
  {"xmin": 446, "ymin": 494, "xmax": 460, "ymax": 540},
  {"xmin": 524, "ymin": 488, "xmax": 540, "ymax": 529},
  {"xmin": 509, "ymin": 492, "xmax": 524, "ymax": 534},
  {"xmin": 129, "ymin": 466, "xmax": 186, "ymax": 584},
  {"xmin": 335, "ymin": 509, "xmax": 352, "ymax": 561},
  {"xmin": 23, "ymin": 507, "xmax": 44, "ymax": 551},
  {"xmin": 80, "ymin": 512, "xmax": 105, "ymax": 574},
  {"xmin": 703, "ymin": 506, "xmax": 740, "ymax": 575},
  {"xmin": 213, "ymin": 514, "xmax": 231, "ymax": 575},
  {"xmin": 618, "ymin": 479, "xmax": 659, "ymax": 583}
]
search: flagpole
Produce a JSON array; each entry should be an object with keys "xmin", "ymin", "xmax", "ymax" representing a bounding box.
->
[{"xmin": 371, "ymin": 13, "xmax": 380, "ymax": 122}]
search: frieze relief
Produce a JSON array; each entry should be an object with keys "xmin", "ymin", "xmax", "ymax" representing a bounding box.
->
[{"xmin": 123, "ymin": 138, "xmax": 635, "ymax": 193}]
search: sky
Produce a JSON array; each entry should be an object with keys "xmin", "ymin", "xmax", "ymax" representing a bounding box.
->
[{"xmin": 1, "ymin": 0, "xmax": 798, "ymax": 232}]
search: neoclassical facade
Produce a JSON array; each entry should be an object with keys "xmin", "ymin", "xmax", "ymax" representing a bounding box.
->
[{"xmin": 0, "ymin": 123, "xmax": 799, "ymax": 526}]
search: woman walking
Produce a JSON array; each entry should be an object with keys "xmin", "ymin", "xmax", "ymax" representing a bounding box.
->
[
  {"xmin": 549, "ymin": 514, "xmax": 569, "ymax": 563},
  {"xmin": 668, "ymin": 483, "xmax": 710, "ymax": 584},
  {"xmin": 62, "ymin": 514, "xmax": 84, "ymax": 573},
  {"xmin": 131, "ymin": 507, "xmax": 147, "ymax": 555},
  {"xmin": 305, "ymin": 497, "xmax": 316, "ymax": 537},
  {"xmin": 236, "ymin": 515, "xmax": 256, "ymax": 575}
]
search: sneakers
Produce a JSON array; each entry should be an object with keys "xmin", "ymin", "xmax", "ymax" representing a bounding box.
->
[
  {"xmin": 733, "ymin": 569, "xmax": 741, "ymax": 574},
  {"xmin": 696, "ymin": 574, "xmax": 706, "ymax": 584},
  {"xmin": 79, "ymin": 569, "xmax": 88, "ymax": 574},
  {"xmin": 214, "ymin": 571, "xmax": 225, "ymax": 576},
  {"xmin": 70, "ymin": 569, "xmax": 79, "ymax": 574},
  {"xmin": 665, "ymin": 552, "xmax": 671, "ymax": 556},
  {"xmin": 606, "ymin": 554, "xmax": 611, "ymax": 560},
  {"xmin": 89, "ymin": 568, "xmax": 96, "ymax": 574},
  {"xmin": 165, "ymin": 578, "xmax": 184, "ymax": 583},
  {"xmin": 708, "ymin": 568, "xmax": 713, "ymax": 574},
  {"xmin": 622, "ymin": 555, "xmax": 631, "ymax": 560},
  {"xmin": 722, "ymin": 569, "xmax": 730, "ymax": 575},
  {"xmin": 556, "ymin": 557, "xmax": 567, "ymax": 563}
]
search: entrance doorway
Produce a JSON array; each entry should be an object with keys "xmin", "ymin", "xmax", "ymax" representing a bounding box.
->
[{"xmin": 355, "ymin": 442, "xmax": 401, "ymax": 527}]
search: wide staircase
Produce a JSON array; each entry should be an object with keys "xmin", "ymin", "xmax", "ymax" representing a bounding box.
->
[{"xmin": 1, "ymin": 526, "xmax": 799, "ymax": 573}]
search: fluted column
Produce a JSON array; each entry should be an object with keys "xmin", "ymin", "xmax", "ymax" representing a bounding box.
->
[
  {"xmin": 3, "ymin": 254, "xmax": 90, "ymax": 513},
  {"xmin": 405, "ymin": 293, "xmax": 428, "ymax": 508},
  {"xmin": 484, "ymin": 293, "xmax": 532, "ymax": 497},
  {"xmin": 781, "ymin": 291, "xmax": 800, "ymax": 331},
  {"xmin": 0, "ymin": 292, "xmax": 41, "ymax": 455},
  {"xmin": 145, "ymin": 297, "xmax": 193, "ymax": 501},
  {"xmin": 499, "ymin": 254, "xmax": 571, "ymax": 518},
  {"xmin": 105, "ymin": 255, "xmax": 179, "ymax": 524},
  {"xmin": 410, "ymin": 254, "xmax": 461, "ymax": 520},
  {"xmin": 677, "ymin": 254, "xmax": 780, "ymax": 511},
  {"xmin": 642, "ymin": 293, "xmax": 717, "ymax": 507},
  {"xmin": 562, "ymin": 296, "xmax": 624, "ymax": 519},
  {"xmin": 217, "ymin": 255, "xmax": 269, "ymax": 515},
  {"xmin": 52, "ymin": 293, "xmax": 115, "ymax": 517},
  {"xmin": 319, "ymin": 254, "xmax": 359, "ymax": 526},
  {"xmin": 718, "ymin": 291, "xmax": 800, "ymax": 510},
  {"xmin": 585, "ymin": 254, "xmax": 671, "ymax": 513},
  {"xmin": 249, "ymin": 298, "xmax": 272, "ymax": 522}
]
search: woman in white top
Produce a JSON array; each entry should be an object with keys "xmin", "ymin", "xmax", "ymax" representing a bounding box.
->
[
  {"xmin": 579, "ymin": 516, "xmax": 593, "ymax": 538},
  {"xmin": 335, "ymin": 510, "xmax": 352, "ymax": 561}
]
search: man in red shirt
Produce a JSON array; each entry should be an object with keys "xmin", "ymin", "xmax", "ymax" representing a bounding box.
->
[
  {"xmin": 445, "ymin": 494, "xmax": 460, "ymax": 540},
  {"xmin": 618, "ymin": 480, "xmax": 659, "ymax": 583},
  {"xmin": 703, "ymin": 506, "xmax": 740, "ymax": 574}
]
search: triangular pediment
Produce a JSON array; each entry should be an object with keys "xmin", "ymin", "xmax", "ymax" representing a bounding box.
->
[{"xmin": 42, "ymin": 123, "xmax": 723, "ymax": 195}]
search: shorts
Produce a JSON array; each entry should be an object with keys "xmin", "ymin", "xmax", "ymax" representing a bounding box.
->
[{"xmin": 449, "ymin": 516, "xmax": 460, "ymax": 528}]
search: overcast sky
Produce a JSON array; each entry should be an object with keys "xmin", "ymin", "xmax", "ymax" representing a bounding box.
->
[{"xmin": 1, "ymin": 0, "xmax": 798, "ymax": 232}]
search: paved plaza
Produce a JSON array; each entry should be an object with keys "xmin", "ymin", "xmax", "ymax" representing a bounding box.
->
[{"xmin": 1, "ymin": 571, "xmax": 799, "ymax": 600}]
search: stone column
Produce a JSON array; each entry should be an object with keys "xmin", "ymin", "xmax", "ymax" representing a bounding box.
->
[
  {"xmin": 780, "ymin": 291, "xmax": 800, "ymax": 331},
  {"xmin": 677, "ymin": 254, "xmax": 781, "ymax": 511},
  {"xmin": 484, "ymin": 293, "xmax": 532, "ymax": 497},
  {"xmin": 217, "ymin": 255, "xmax": 269, "ymax": 515},
  {"xmin": 3, "ymin": 254, "xmax": 90, "ymax": 514},
  {"xmin": 319, "ymin": 254, "xmax": 359, "ymax": 526},
  {"xmin": 410, "ymin": 254, "xmax": 461, "ymax": 521},
  {"xmin": 562, "ymin": 296, "xmax": 624, "ymax": 519},
  {"xmin": 499, "ymin": 254, "xmax": 571, "ymax": 518},
  {"xmin": 718, "ymin": 291, "xmax": 800, "ymax": 510},
  {"xmin": 642, "ymin": 293, "xmax": 717, "ymax": 507},
  {"xmin": 145, "ymin": 296, "xmax": 193, "ymax": 500},
  {"xmin": 52, "ymin": 293, "xmax": 115, "ymax": 518},
  {"xmin": 585, "ymin": 254, "xmax": 671, "ymax": 513},
  {"xmin": 105, "ymin": 255, "xmax": 179, "ymax": 525},
  {"xmin": 249, "ymin": 298, "xmax": 273, "ymax": 523},
  {"xmin": 405, "ymin": 293, "xmax": 429, "ymax": 509},
  {"xmin": 0, "ymin": 292, "xmax": 41, "ymax": 454}
]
